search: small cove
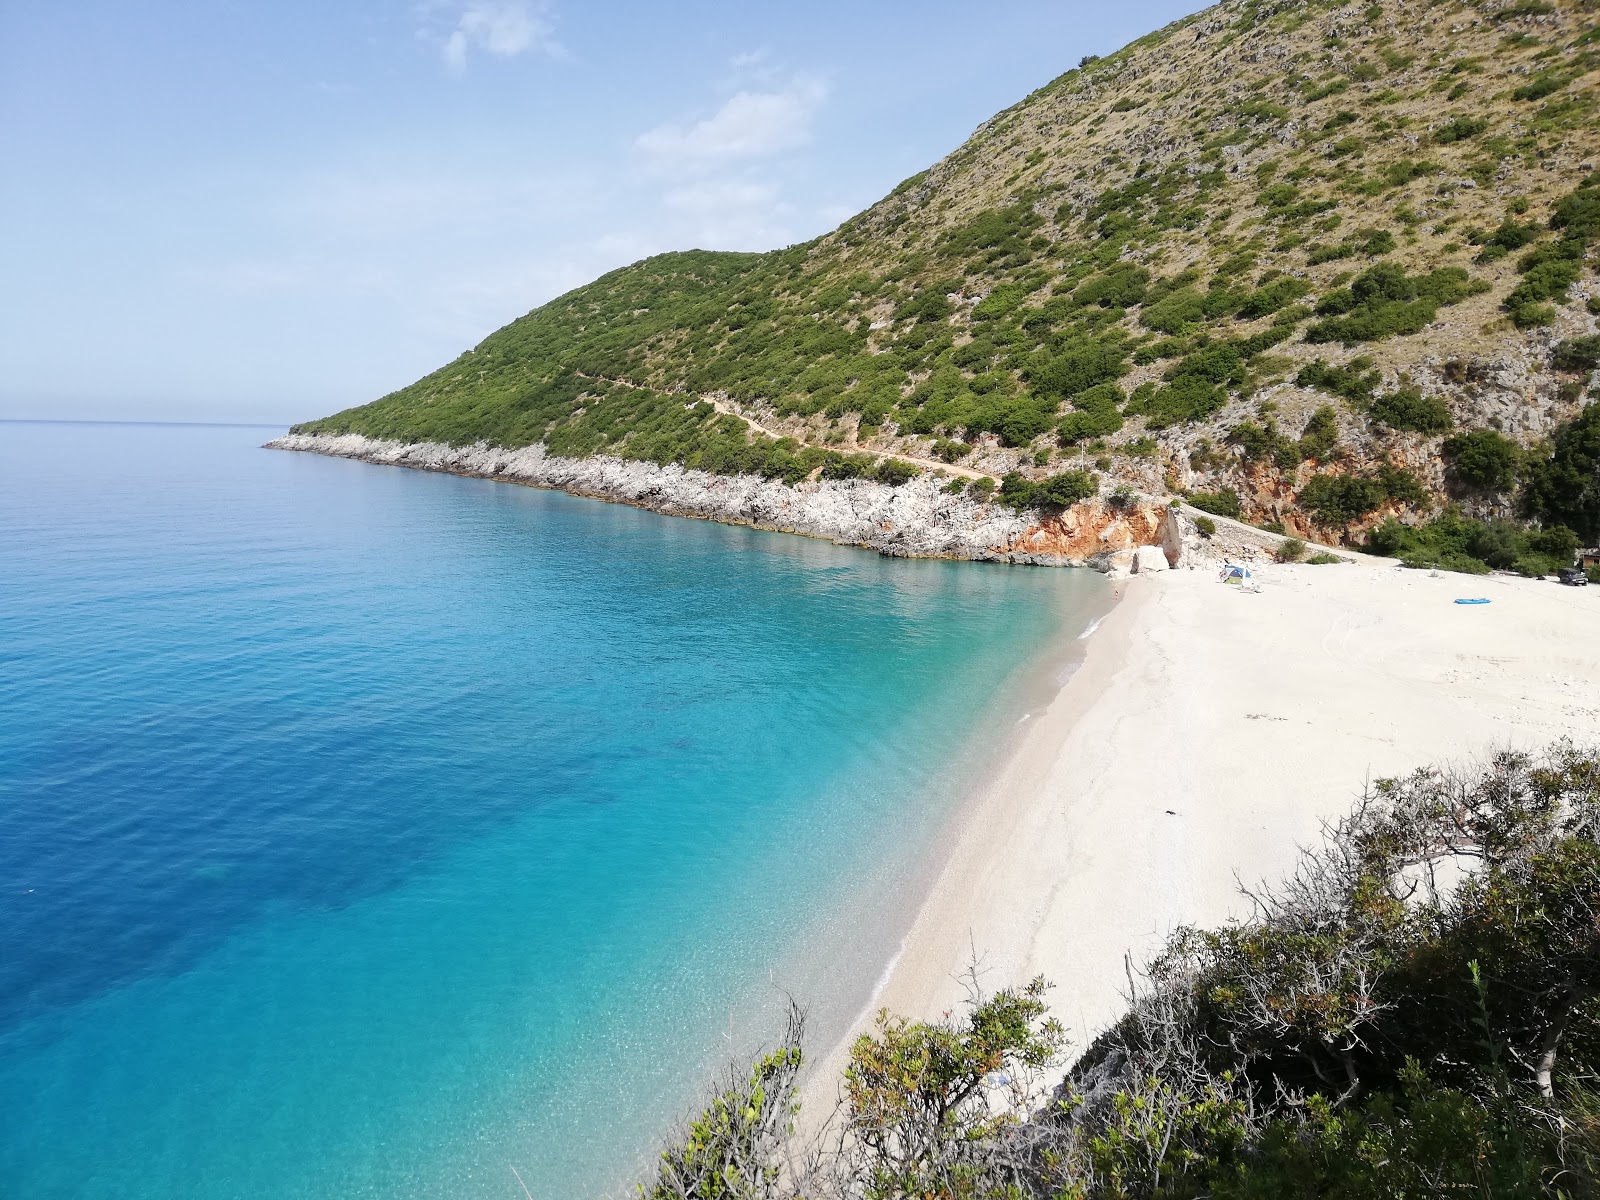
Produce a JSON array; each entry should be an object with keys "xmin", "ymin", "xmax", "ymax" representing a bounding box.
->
[{"xmin": 0, "ymin": 421, "xmax": 1109, "ymax": 1198}]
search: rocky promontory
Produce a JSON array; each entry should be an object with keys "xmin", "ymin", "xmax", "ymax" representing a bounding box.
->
[{"xmin": 267, "ymin": 433, "xmax": 1194, "ymax": 572}]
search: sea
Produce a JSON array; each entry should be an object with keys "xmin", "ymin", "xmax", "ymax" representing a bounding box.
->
[{"xmin": 0, "ymin": 420, "xmax": 1109, "ymax": 1199}]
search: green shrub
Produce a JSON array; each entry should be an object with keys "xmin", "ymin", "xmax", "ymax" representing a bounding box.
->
[
  {"xmin": 1234, "ymin": 276, "xmax": 1312, "ymax": 319},
  {"xmin": 1369, "ymin": 386, "xmax": 1454, "ymax": 433},
  {"xmin": 1442, "ymin": 428, "xmax": 1520, "ymax": 492},
  {"xmin": 1229, "ymin": 418, "xmax": 1297, "ymax": 469},
  {"xmin": 1365, "ymin": 510, "xmax": 1578, "ymax": 574},
  {"xmin": 1522, "ymin": 401, "xmax": 1600, "ymax": 543},
  {"xmin": 893, "ymin": 289, "xmax": 953, "ymax": 324},
  {"xmin": 1299, "ymin": 472, "xmax": 1389, "ymax": 525},
  {"xmin": 968, "ymin": 476, "xmax": 996, "ymax": 500},
  {"xmin": 872, "ymin": 458, "xmax": 921, "ymax": 486},
  {"xmin": 999, "ymin": 470, "xmax": 1096, "ymax": 511},
  {"xmin": 1028, "ymin": 343, "xmax": 1129, "ymax": 399},
  {"xmin": 1433, "ymin": 115, "xmax": 1488, "ymax": 143},
  {"xmin": 1305, "ymin": 551, "xmax": 1343, "ymax": 563},
  {"xmin": 1306, "ymin": 264, "xmax": 1486, "ymax": 346},
  {"xmin": 1195, "ymin": 515, "xmax": 1217, "ymax": 537},
  {"xmin": 1553, "ymin": 336, "xmax": 1600, "ymax": 373},
  {"xmin": 1141, "ymin": 378, "xmax": 1226, "ymax": 427},
  {"xmin": 1298, "ymin": 405, "xmax": 1341, "ymax": 461},
  {"xmin": 1140, "ymin": 287, "xmax": 1210, "ymax": 333},
  {"xmin": 1057, "ymin": 382, "xmax": 1125, "ymax": 443},
  {"xmin": 1297, "ymin": 356, "xmax": 1380, "ymax": 403},
  {"xmin": 1277, "ymin": 536, "xmax": 1308, "ymax": 562},
  {"xmin": 1189, "ymin": 489, "xmax": 1243, "ymax": 519},
  {"xmin": 942, "ymin": 201, "xmax": 1044, "ymax": 258},
  {"xmin": 1512, "ymin": 71, "xmax": 1571, "ymax": 101},
  {"xmin": 1073, "ymin": 265, "xmax": 1150, "ymax": 308},
  {"xmin": 640, "ymin": 1012, "xmax": 804, "ymax": 1199},
  {"xmin": 1307, "ymin": 228, "xmax": 1396, "ymax": 264},
  {"xmin": 1479, "ymin": 218, "xmax": 1541, "ymax": 252},
  {"xmin": 1499, "ymin": 181, "xmax": 1600, "ymax": 327},
  {"xmin": 820, "ymin": 452, "xmax": 878, "ymax": 481}
]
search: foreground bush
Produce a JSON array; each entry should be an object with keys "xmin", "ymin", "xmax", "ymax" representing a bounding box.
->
[
  {"xmin": 998, "ymin": 471, "xmax": 1098, "ymax": 511},
  {"xmin": 1366, "ymin": 510, "xmax": 1579, "ymax": 576},
  {"xmin": 641, "ymin": 745, "xmax": 1600, "ymax": 1198}
]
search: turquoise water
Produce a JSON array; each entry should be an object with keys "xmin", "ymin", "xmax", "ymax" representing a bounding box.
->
[{"xmin": 0, "ymin": 421, "xmax": 1107, "ymax": 1198}]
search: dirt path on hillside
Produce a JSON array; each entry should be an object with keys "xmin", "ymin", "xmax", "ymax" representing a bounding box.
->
[
  {"xmin": 574, "ymin": 370, "xmax": 997, "ymax": 482},
  {"xmin": 703, "ymin": 398, "xmax": 996, "ymax": 481}
]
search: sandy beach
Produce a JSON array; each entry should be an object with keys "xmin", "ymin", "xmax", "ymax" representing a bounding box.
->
[{"xmin": 808, "ymin": 553, "xmax": 1600, "ymax": 1102}]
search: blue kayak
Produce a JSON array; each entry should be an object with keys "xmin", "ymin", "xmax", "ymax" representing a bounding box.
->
[{"xmin": 1455, "ymin": 597, "xmax": 1491, "ymax": 605}]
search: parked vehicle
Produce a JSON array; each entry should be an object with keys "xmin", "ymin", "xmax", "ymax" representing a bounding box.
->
[{"xmin": 1558, "ymin": 567, "xmax": 1589, "ymax": 586}]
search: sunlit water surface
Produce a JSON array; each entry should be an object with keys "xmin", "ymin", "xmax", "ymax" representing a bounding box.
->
[{"xmin": 0, "ymin": 421, "xmax": 1108, "ymax": 1198}]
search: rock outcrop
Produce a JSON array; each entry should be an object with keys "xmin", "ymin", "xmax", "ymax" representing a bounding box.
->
[{"xmin": 268, "ymin": 433, "xmax": 1187, "ymax": 571}]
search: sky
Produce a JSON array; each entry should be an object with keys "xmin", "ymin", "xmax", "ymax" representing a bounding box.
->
[{"xmin": 0, "ymin": 1, "xmax": 1207, "ymax": 424}]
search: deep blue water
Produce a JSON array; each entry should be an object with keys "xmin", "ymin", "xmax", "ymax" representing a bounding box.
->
[{"xmin": 0, "ymin": 421, "xmax": 1107, "ymax": 1198}]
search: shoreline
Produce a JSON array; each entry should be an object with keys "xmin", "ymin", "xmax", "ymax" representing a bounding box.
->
[
  {"xmin": 265, "ymin": 432, "xmax": 1189, "ymax": 571},
  {"xmin": 771, "ymin": 572, "xmax": 1123, "ymax": 1113},
  {"xmin": 803, "ymin": 553, "xmax": 1600, "ymax": 1118},
  {"xmin": 796, "ymin": 572, "xmax": 1148, "ymax": 1117}
]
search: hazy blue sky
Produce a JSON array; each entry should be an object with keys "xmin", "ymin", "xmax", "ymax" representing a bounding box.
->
[{"xmin": 1, "ymin": 1, "xmax": 1205, "ymax": 423}]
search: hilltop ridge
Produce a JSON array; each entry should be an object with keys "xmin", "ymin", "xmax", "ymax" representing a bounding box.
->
[{"xmin": 291, "ymin": 0, "xmax": 1600, "ymax": 570}]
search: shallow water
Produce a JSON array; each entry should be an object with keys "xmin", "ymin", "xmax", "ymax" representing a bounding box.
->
[{"xmin": 0, "ymin": 421, "xmax": 1107, "ymax": 1198}]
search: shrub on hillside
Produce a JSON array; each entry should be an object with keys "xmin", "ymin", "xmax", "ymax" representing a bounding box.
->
[
  {"xmin": 1442, "ymin": 428, "xmax": 1520, "ymax": 493},
  {"xmin": 1300, "ymin": 473, "xmax": 1386, "ymax": 525},
  {"xmin": 1298, "ymin": 464, "xmax": 1425, "ymax": 527},
  {"xmin": 1188, "ymin": 489, "xmax": 1242, "ymax": 519},
  {"xmin": 998, "ymin": 470, "xmax": 1097, "ymax": 511},
  {"xmin": 1305, "ymin": 264, "xmax": 1486, "ymax": 345},
  {"xmin": 1522, "ymin": 401, "xmax": 1600, "ymax": 543},
  {"xmin": 1553, "ymin": 336, "xmax": 1600, "ymax": 373},
  {"xmin": 1057, "ymin": 382, "xmax": 1125, "ymax": 443},
  {"xmin": 872, "ymin": 459, "xmax": 921, "ymax": 487},
  {"xmin": 1297, "ymin": 356, "xmax": 1379, "ymax": 403},
  {"xmin": 1297, "ymin": 405, "xmax": 1341, "ymax": 461},
  {"xmin": 1368, "ymin": 385, "xmax": 1454, "ymax": 434},
  {"xmin": 1502, "ymin": 178, "xmax": 1600, "ymax": 328}
]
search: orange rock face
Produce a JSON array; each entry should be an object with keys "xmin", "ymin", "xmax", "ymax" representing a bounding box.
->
[{"xmin": 996, "ymin": 499, "xmax": 1170, "ymax": 562}]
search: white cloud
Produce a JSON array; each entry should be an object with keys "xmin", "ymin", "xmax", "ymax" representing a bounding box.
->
[
  {"xmin": 634, "ymin": 75, "xmax": 827, "ymax": 167},
  {"xmin": 433, "ymin": 2, "xmax": 561, "ymax": 72}
]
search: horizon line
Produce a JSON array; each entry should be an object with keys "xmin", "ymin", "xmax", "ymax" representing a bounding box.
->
[{"xmin": 1, "ymin": 417, "xmax": 291, "ymax": 430}]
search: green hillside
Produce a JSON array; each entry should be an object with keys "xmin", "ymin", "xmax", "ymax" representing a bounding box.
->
[{"xmin": 297, "ymin": 0, "xmax": 1600, "ymax": 564}]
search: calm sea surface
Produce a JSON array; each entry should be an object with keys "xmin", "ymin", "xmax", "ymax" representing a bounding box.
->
[{"xmin": 0, "ymin": 421, "xmax": 1107, "ymax": 1198}]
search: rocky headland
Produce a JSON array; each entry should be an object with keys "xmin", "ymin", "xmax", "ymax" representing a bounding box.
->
[{"xmin": 268, "ymin": 432, "xmax": 1204, "ymax": 573}]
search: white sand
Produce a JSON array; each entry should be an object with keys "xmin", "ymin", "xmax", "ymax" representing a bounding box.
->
[{"xmin": 808, "ymin": 556, "xmax": 1600, "ymax": 1098}]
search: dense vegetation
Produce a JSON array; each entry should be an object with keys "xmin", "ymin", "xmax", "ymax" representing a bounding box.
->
[
  {"xmin": 295, "ymin": 0, "xmax": 1600, "ymax": 557},
  {"xmin": 643, "ymin": 744, "xmax": 1600, "ymax": 1199}
]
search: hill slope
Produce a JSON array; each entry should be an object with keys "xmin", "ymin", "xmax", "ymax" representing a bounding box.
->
[{"xmin": 293, "ymin": 0, "xmax": 1600, "ymax": 567}]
